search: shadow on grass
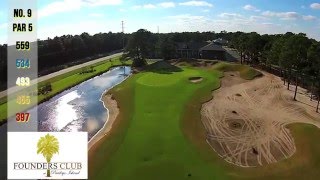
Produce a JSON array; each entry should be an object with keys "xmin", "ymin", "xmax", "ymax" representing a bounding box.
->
[
  {"xmin": 170, "ymin": 58, "xmax": 219, "ymax": 68},
  {"xmin": 144, "ymin": 61, "xmax": 183, "ymax": 74}
]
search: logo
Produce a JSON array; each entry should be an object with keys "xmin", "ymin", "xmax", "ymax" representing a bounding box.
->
[
  {"xmin": 8, "ymin": 132, "xmax": 88, "ymax": 179},
  {"xmin": 37, "ymin": 134, "xmax": 59, "ymax": 177}
]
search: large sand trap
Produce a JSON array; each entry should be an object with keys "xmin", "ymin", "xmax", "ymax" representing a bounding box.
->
[{"xmin": 201, "ymin": 71, "xmax": 320, "ymax": 167}]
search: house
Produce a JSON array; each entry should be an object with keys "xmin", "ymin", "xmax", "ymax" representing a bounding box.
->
[
  {"xmin": 212, "ymin": 38, "xmax": 229, "ymax": 46},
  {"xmin": 199, "ymin": 43, "xmax": 226, "ymax": 60},
  {"xmin": 175, "ymin": 41, "xmax": 226, "ymax": 60},
  {"xmin": 176, "ymin": 42, "xmax": 208, "ymax": 59}
]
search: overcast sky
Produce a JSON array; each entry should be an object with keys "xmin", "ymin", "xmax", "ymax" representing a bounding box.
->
[{"xmin": 0, "ymin": 0, "xmax": 320, "ymax": 44}]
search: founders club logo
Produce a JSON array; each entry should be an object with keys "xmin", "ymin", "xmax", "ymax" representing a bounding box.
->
[
  {"xmin": 37, "ymin": 134, "xmax": 60, "ymax": 177},
  {"xmin": 8, "ymin": 132, "xmax": 88, "ymax": 179}
]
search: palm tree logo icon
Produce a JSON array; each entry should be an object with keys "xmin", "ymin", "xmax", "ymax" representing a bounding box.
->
[{"xmin": 37, "ymin": 134, "xmax": 59, "ymax": 177}]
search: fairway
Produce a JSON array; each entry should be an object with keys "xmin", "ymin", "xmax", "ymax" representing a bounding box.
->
[
  {"xmin": 89, "ymin": 62, "xmax": 320, "ymax": 180},
  {"xmin": 89, "ymin": 65, "xmax": 226, "ymax": 179}
]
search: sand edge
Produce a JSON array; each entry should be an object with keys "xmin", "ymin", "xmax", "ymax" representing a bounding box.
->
[{"xmin": 88, "ymin": 93, "xmax": 119, "ymax": 150}]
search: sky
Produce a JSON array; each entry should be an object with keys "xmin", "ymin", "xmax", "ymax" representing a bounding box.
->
[{"xmin": 0, "ymin": 0, "xmax": 320, "ymax": 44}]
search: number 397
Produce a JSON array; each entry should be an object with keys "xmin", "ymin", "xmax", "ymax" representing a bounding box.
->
[{"xmin": 16, "ymin": 113, "xmax": 30, "ymax": 122}]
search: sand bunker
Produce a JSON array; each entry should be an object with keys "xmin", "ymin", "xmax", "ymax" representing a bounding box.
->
[
  {"xmin": 201, "ymin": 71, "xmax": 320, "ymax": 167},
  {"xmin": 189, "ymin": 77, "xmax": 203, "ymax": 83}
]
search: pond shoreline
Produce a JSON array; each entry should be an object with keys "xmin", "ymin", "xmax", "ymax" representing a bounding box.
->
[
  {"xmin": 89, "ymin": 72, "xmax": 130, "ymax": 148},
  {"xmin": 0, "ymin": 64, "xmax": 129, "ymax": 126}
]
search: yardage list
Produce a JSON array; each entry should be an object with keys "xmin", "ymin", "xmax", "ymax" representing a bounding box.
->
[
  {"xmin": 7, "ymin": 0, "xmax": 38, "ymax": 179},
  {"xmin": 7, "ymin": 0, "xmax": 38, "ymax": 132}
]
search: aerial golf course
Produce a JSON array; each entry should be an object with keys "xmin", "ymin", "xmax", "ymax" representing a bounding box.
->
[{"xmin": 89, "ymin": 61, "xmax": 320, "ymax": 180}]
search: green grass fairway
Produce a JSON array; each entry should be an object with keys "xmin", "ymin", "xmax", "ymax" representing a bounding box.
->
[
  {"xmin": 88, "ymin": 61, "xmax": 320, "ymax": 180},
  {"xmin": 89, "ymin": 65, "xmax": 226, "ymax": 180}
]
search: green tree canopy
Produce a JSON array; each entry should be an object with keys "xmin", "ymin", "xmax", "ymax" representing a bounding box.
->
[
  {"xmin": 160, "ymin": 36, "xmax": 176, "ymax": 60},
  {"xmin": 122, "ymin": 29, "xmax": 155, "ymax": 67}
]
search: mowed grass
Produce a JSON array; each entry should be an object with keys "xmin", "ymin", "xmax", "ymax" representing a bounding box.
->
[
  {"xmin": 89, "ymin": 65, "xmax": 227, "ymax": 180},
  {"xmin": 90, "ymin": 61, "xmax": 320, "ymax": 180},
  {"xmin": 0, "ymin": 57, "xmax": 131, "ymax": 122},
  {"xmin": 213, "ymin": 62, "xmax": 262, "ymax": 80}
]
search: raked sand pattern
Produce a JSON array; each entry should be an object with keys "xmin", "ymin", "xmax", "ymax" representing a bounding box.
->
[{"xmin": 201, "ymin": 71, "xmax": 320, "ymax": 167}]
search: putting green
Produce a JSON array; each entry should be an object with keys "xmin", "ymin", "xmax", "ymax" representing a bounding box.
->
[{"xmin": 136, "ymin": 68, "xmax": 201, "ymax": 86}]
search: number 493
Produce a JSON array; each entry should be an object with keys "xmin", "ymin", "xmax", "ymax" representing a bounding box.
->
[{"xmin": 16, "ymin": 113, "xmax": 30, "ymax": 122}]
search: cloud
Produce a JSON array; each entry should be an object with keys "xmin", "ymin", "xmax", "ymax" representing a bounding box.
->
[
  {"xmin": 39, "ymin": 0, "xmax": 83, "ymax": 18},
  {"xmin": 0, "ymin": 23, "xmax": 7, "ymax": 29},
  {"xmin": 261, "ymin": 22, "xmax": 274, "ymax": 25},
  {"xmin": 262, "ymin": 11, "xmax": 300, "ymax": 20},
  {"xmin": 132, "ymin": 5, "xmax": 141, "ymax": 9},
  {"xmin": 144, "ymin": 4, "xmax": 156, "ymax": 8},
  {"xmin": 164, "ymin": 14, "xmax": 212, "ymax": 32},
  {"xmin": 179, "ymin": 1, "xmax": 213, "ymax": 7},
  {"xmin": 243, "ymin": 4, "xmax": 260, "ymax": 12},
  {"xmin": 88, "ymin": 13, "xmax": 104, "ymax": 17},
  {"xmin": 132, "ymin": 4, "xmax": 156, "ymax": 9},
  {"xmin": 167, "ymin": 14, "xmax": 206, "ymax": 21},
  {"xmin": 39, "ymin": 0, "xmax": 122, "ymax": 18},
  {"xmin": 310, "ymin": 3, "xmax": 320, "ymax": 9},
  {"xmin": 303, "ymin": 15, "xmax": 317, "ymax": 21},
  {"xmin": 83, "ymin": 0, "xmax": 122, "ymax": 6},
  {"xmin": 202, "ymin": 9, "xmax": 210, "ymax": 13},
  {"xmin": 166, "ymin": 14, "xmax": 208, "ymax": 24},
  {"xmin": 158, "ymin": 2, "xmax": 175, "ymax": 8},
  {"xmin": 219, "ymin": 13, "xmax": 243, "ymax": 19},
  {"xmin": 250, "ymin": 16, "xmax": 268, "ymax": 21},
  {"xmin": 133, "ymin": 2, "xmax": 175, "ymax": 9}
]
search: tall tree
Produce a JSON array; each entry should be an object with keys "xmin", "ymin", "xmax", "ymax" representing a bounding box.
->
[
  {"xmin": 288, "ymin": 34, "xmax": 310, "ymax": 100},
  {"xmin": 246, "ymin": 32, "xmax": 263, "ymax": 64},
  {"xmin": 160, "ymin": 36, "xmax": 176, "ymax": 60},
  {"xmin": 122, "ymin": 29, "xmax": 154, "ymax": 67},
  {"xmin": 308, "ymin": 42, "xmax": 320, "ymax": 111}
]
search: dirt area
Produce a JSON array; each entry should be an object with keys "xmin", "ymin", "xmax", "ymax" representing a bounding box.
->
[
  {"xmin": 201, "ymin": 71, "xmax": 320, "ymax": 167},
  {"xmin": 88, "ymin": 94, "xmax": 119, "ymax": 150}
]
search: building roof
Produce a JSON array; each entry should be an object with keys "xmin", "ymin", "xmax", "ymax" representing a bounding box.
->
[
  {"xmin": 199, "ymin": 43, "xmax": 226, "ymax": 52},
  {"xmin": 213, "ymin": 38, "xmax": 228, "ymax": 44},
  {"xmin": 176, "ymin": 42, "xmax": 208, "ymax": 50}
]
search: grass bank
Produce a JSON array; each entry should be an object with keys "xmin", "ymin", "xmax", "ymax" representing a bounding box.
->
[
  {"xmin": 0, "ymin": 57, "xmax": 131, "ymax": 122},
  {"xmin": 213, "ymin": 62, "xmax": 262, "ymax": 80}
]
